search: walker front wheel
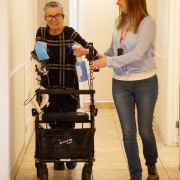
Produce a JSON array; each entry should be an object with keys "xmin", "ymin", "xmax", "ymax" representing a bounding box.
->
[{"xmin": 84, "ymin": 172, "xmax": 91, "ymax": 180}]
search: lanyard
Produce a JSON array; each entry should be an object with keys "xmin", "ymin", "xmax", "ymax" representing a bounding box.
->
[{"xmin": 120, "ymin": 20, "xmax": 130, "ymax": 43}]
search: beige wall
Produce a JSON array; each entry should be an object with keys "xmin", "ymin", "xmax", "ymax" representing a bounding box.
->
[
  {"xmin": 9, "ymin": 0, "xmax": 25, "ymax": 171},
  {"xmin": 9, "ymin": 0, "xmax": 35, "ymax": 179},
  {"xmin": 0, "ymin": 1, "xmax": 10, "ymax": 179},
  {"xmin": 10, "ymin": 70, "xmax": 25, "ymax": 169},
  {"xmin": 83, "ymin": 0, "xmax": 118, "ymax": 102}
]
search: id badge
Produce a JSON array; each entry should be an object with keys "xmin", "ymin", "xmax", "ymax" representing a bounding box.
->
[{"xmin": 117, "ymin": 48, "xmax": 123, "ymax": 56}]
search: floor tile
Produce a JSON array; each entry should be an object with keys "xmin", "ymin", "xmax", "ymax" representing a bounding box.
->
[{"xmin": 14, "ymin": 109, "xmax": 180, "ymax": 180}]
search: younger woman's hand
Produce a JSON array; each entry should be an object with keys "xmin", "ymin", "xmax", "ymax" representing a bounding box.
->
[
  {"xmin": 72, "ymin": 41, "xmax": 88, "ymax": 57},
  {"xmin": 89, "ymin": 54, "xmax": 107, "ymax": 70}
]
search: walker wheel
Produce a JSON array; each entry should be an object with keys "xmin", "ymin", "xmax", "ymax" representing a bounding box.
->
[
  {"xmin": 40, "ymin": 163, "xmax": 48, "ymax": 180},
  {"xmin": 82, "ymin": 163, "xmax": 92, "ymax": 180},
  {"xmin": 41, "ymin": 172, "xmax": 48, "ymax": 180},
  {"xmin": 35, "ymin": 162, "xmax": 41, "ymax": 178},
  {"xmin": 83, "ymin": 172, "xmax": 91, "ymax": 180}
]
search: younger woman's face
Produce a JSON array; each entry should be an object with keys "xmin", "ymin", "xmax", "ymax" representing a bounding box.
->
[
  {"xmin": 45, "ymin": 7, "xmax": 63, "ymax": 30},
  {"xmin": 116, "ymin": 0, "xmax": 127, "ymax": 14}
]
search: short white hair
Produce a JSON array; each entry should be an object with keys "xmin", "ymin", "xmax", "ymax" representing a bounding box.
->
[{"xmin": 44, "ymin": 1, "xmax": 64, "ymax": 14}]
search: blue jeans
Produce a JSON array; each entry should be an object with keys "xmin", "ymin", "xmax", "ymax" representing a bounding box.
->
[{"xmin": 112, "ymin": 75, "xmax": 158, "ymax": 179}]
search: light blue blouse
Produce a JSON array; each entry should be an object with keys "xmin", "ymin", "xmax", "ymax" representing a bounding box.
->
[{"xmin": 105, "ymin": 15, "xmax": 156, "ymax": 76}]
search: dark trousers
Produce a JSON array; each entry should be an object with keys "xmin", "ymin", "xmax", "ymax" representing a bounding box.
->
[{"xmin": 44, "ymin": 95, "xmax": 76, "ymax": 128}]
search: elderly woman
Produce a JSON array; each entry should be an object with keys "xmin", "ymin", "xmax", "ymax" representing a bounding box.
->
[{"xmin": 35, "ymin": 1, "xmax": 97, "ymax": 170}]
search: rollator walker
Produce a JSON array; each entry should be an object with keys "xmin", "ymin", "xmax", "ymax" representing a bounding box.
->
[{"xmin": 28, "ymin": 42, "xmax": 98, "ymax": 180}]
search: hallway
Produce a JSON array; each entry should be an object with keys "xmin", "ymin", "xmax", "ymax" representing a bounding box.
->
[{"xmin": 15, "ymin": 109, "xmax": 180, "ymax": 180}]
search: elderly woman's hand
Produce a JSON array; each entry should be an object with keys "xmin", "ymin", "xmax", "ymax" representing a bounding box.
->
[
  {"xmin": 72, "ymin": 41, "xmax": 89, "ymax": 57},
  {"xmin": 89, "ymin": 54, "xmax": 107, "ymax": 70}
]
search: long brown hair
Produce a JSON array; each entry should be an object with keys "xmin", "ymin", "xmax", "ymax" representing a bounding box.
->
[{"xmin": 117, "ymin": 0, "xmax": 149, "ymax": 34}]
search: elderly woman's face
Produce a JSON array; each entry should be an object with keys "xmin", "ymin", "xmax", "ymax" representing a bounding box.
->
[
  {"xmin": 116, "ymin": 0, "xmax": 127, "ymax": 14},
  {"xmin": 45, "ymin": 7, "xmax": 63, "ymax": 30}
]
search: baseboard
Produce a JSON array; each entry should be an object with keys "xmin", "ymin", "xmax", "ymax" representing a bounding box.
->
[
  {"xmin": 83, "ymin": 101, "xmax": 115, "ymax": 109},
  {"xmin": 10, "ymin": 143, "xmax": 26, "ymax": 180},
  {"xmin": 153, "ymin": 118, "xmax": 166, "ymax": 144},
  {"xmin": 10, "ymin": 132, "xmax": 34, "ymax": 180}
]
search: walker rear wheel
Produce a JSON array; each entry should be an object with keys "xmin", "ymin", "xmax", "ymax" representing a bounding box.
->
[
  {"xmin": 41, "ymin": 172, "xmax": 48, "ymax": 180},
  {"xmin": 82, "ymin": 163, "xmax": 92, "ymax": 180},
  {"xmin": 84, "ymin": 172, "xmax": 91, "ymax": 180},
  {"xmin": 35, "ymin": 162, "xmax": 41, "ymax": 178},
  {"xmin": 40, "ymin": 163, "xmax": 48, "ymax": 180}
]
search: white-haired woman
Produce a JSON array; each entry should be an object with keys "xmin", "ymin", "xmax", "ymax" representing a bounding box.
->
[{"xmin": 35, "ymin": 1, "xmax": 97, "ymax": 171}]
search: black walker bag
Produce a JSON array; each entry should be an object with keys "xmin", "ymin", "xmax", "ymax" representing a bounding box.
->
[{"xmin": 36, "ymin": 128, "xmax": 95, "ymax": 160}]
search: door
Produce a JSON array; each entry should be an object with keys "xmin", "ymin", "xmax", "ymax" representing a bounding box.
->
[{"xmin": 24, "ymin": 0, "xmax": 35, "ymax": 145}]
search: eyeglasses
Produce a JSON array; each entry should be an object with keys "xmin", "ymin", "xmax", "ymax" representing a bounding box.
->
[{"xmin": 46, "ymin": 14, "xmax": 64, "ymax": 21}]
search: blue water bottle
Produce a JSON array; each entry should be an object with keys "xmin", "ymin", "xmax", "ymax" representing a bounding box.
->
[{"xmin": 75, "ymin": 57, "xmax": 88, "ymax": 82}]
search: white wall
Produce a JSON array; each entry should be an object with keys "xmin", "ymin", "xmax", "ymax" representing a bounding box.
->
[
  {"xmin": 9, "ymin": 0, "xmax": 35, "ymax": 179},
  {"xmin": 61, "ymin": 0, "xmax": 70, "ymax": 26},
  {"xmin": 37, "ymin": 0, "xmax": 46, "ymax": 27},
  {"xmin": 154, "ymin": 0, "xmax": 169, "ymax": 143},
  {"xmin": 0, "ymin": 1, "xmax": 10, "ymax": 179},
  {"xmin": 154, "ymin": 0, "xmax": 180, "ymax": 145},
  {"xmin": 82, "ymin": 0, "xmax": 118, "ymax": 102},
  {"xmin": 24, "ymin": 0, "xmax": 35, "ymax": 145},
  {"xmin": 9, "ymin": 0, "xmax": 26, "ymax": 172}
]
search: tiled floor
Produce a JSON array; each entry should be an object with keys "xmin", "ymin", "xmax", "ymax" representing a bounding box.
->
[{"xmin": 15, "ymin": 109, "xmax": 180, "ymax": 180}]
